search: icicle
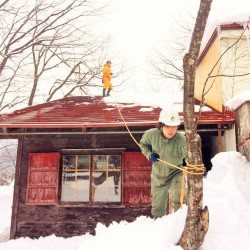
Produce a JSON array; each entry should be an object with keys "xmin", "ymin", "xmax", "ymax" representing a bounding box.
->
[
  {"xmin": 216, "ymin": 25, "xmax": 221, "ymax": 39},
  {"xmin": 217, "ymin": 25, "xmax": 222, "ymax": 56}
]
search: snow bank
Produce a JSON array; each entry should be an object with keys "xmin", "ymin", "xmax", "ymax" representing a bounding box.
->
[
  {"xmin": 0, "ymin": 182, "xmax": 14, "ymax": 243},
  {"xmin": 202, "ymin": 152, "xmax": 250, "ymax": 250},
  {"xmin": 77, "ymin": 211, "xmax": 186, "ymax": 250}
]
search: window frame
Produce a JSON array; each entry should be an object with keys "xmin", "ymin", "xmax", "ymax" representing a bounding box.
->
[{"xmin": 59, "ymin": 148, "xmax": 125, "ymax": 206}]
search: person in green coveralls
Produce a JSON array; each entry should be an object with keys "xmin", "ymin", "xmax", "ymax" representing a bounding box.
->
[{"xmin": 140, "ymin": 109, "xmax": 187, "ymax": 219}]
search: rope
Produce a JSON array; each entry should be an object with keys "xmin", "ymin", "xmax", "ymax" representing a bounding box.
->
[
  {"xmin": 117, "ymin": 105, "xmax": 141, "ymax": 148},
  {"xmin": 117, "ymin": 106, "xmax": 205, "ymax": 208}
]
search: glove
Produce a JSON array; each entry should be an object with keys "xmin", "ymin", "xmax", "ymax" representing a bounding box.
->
[{"xmin": 149, "ymin": 153, "xmax": 159, "ymax": 163}]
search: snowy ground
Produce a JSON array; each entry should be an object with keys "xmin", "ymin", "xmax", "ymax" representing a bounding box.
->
[{"xmin": 0, "ymin": 151, "xmax": 250, "ymax": 250}]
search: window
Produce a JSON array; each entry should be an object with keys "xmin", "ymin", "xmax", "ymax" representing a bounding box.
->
[
  {"xmin": 26, "ymin": 151, "xmax": 151, "ymax": 206},
  {"xmin": 61, "ymin": 155, "xmax": 121, "ymax": 203}
]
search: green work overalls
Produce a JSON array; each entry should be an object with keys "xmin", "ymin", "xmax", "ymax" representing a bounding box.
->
[{"xmin": 140, "ymin": 128, "xmax": 187, "ymax": 218}]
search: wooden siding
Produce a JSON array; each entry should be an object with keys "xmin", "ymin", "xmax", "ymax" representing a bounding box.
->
[
  {"xmin": 10, "ymin": 135, "xmax": 24, "ymax": 239},
  {"xmin": 15, "ymin": 205, "xmax": 151, "ymax": 238},
  {"xmin": 11, "ymin": 128, "xmax": 152, "ymax": 239}
]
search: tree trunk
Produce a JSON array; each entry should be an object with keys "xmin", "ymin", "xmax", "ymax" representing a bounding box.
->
[{"xmin": 179, "ymin": 1, "xmax": 213, "ymax": 249}]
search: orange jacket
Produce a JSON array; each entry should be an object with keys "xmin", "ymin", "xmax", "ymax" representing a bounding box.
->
[
  {"xmin": 102, "ymin": 64, "xmax": 113, "ymax": 89},
  {"xmin": 103, "ymin": 64, "xmax": 112, "ymax": 80}
]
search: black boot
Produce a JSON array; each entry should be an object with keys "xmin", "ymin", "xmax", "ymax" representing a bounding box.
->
[
  {"xmin": 107, "ymin": 88, "xmax": 111, "ymax": 96},
  {"xmin": 102, "ymin": 88, "xmax": 106, "ymax": 97}
]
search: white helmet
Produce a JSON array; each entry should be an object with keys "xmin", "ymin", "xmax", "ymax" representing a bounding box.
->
[{"xmin": 158, "ymin": 109, "xmax": 181, "ymax": 126}]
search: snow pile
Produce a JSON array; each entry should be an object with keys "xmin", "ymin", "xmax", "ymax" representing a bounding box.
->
[
  {"xmin": 77, "ymin": 211, "xmax": 186, "ymax": 250},
  {"xmin": 0, "ymin": 182, "xmax": 14, "ymax": 243},
  {"xmin": 0, "ymin": 152, "xmax": 250, "ymax": 250},
  {"xmin": 0, "ymin": 234, "xmax": 91, "ymax": 250},
  {"xmin": 224, "ymin": 90, "xmax": 250, "ymax": 110},
  {"xmin": 202, "ymin": 152, "xmax": 250, "ymax": 249}
]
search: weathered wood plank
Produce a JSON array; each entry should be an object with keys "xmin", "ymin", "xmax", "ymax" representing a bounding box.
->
[
  {"xmin": 16, "ymin": 205, "xmax": 151, "ymax": 238},
  {"xmin": 12, "ymin": 128, "xmax": 152, "ymax": 239}
]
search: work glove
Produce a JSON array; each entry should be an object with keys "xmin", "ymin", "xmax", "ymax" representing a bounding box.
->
[{"xmin": 149, "ymin": 153, "xmax": 159, "ymax": 163}]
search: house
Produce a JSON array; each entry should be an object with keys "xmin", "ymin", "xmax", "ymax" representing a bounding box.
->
[
  {"xmin": 235, "ymin": 100, "xmax": 250, "ymax": 161},
  {"xmin": 0, "ymin": 96, "xmax": 235, "ymax": 239},
  {"xmin": 195, "ymin": 18, "xmax": 250, "ymax": 156}
]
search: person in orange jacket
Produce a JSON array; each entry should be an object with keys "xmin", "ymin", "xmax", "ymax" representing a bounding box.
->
[{"xmin": 102, "ymin": 60, "xmax": 113, "ymax": 97}]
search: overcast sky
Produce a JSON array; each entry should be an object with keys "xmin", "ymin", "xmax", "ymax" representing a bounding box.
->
[{"xmin": 94, "ymin": 0, "xmax": 250, "ymax": 91}]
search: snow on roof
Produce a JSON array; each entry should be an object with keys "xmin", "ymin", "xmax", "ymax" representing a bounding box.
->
[
  {"xmin": 225, "ymin": 90, "xmax": 250, "ymax": 110},
  {"xmin": 0, "ymin": 94, "xmax": 235, "ymax": 129},
  {"xmin": 200, "ymin": 12, "xmax": 250, "ymax": 55}
]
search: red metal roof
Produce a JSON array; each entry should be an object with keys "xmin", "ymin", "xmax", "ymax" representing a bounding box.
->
[{"xmin": 0, "ymin": 96, "xmax": 235, "ymax": 129}]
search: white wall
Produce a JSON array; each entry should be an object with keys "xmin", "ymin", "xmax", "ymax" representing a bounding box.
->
[
  {"xmin": 222, "ymin": 127, "xmax": 237, "ymax": 152},
  {"xmin": 220, "ymin": 29, "xmax": 250, "ymax": 103}
]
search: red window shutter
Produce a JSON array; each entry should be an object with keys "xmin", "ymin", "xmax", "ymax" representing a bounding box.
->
[
  {"xmin": 122, "ymin": 152, "xmax": 152, "ymax": 206},
  {"xmin": 26, "ymin": 152, "xmax": 60, "ymax": 205}
]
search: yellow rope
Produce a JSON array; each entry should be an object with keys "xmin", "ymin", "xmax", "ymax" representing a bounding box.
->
[
  {"xmin": 180, "ymin": 172, "xmax": 186, "ymax": 209},
  {"xmin": 117, "ymin": 105, "xmax": 141, "ymax": 148},
  {"xmin": 117, "ymin": 106, "xmax": 205, "ymax": 208}
]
